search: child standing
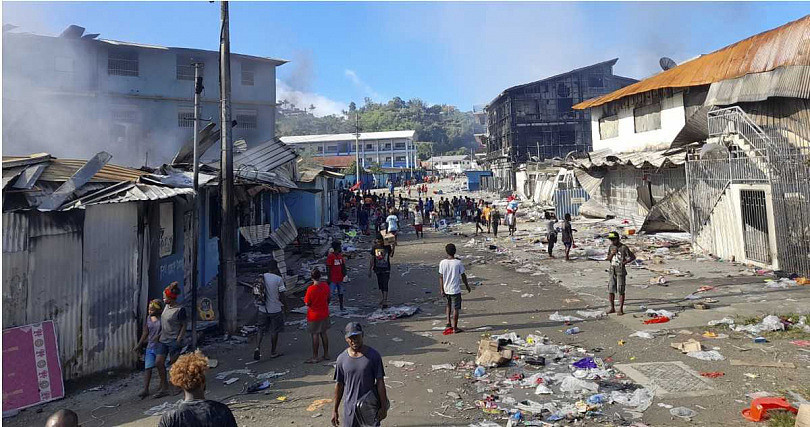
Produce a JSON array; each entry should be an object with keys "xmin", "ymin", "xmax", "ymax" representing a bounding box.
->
[
  {"xmin": 606, "ymin": 231, "xmax": 636, "ymax": 315},
  {"xmin": 490, "ymin": 207, "xmax": 501, "ymax": 237},
  {"xmin": 326, "ymin": 241, "xmax": 347, "ymax": 312},
  {"xmin": 561, "ymin": 213, "xmax": 576, "ymax": 261},
  {"xmin": 369, "ymin": 234, "xmax": 394, "ymax": 308},
  {"xmin": 133, "ymin": 299, "xmax": 166, "ymax": 399},
  {"xmin": 304, "ymin": 269, "xmax": 330, "ymax": 363},
  {"xmin": 439, "ymin": 243, "xmax": 471, "ymax": 334}
]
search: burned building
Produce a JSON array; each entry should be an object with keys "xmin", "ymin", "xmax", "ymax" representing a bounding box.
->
[{"xmin": 484, "ymin": 59, "xmax": 636, "ymax": 189}]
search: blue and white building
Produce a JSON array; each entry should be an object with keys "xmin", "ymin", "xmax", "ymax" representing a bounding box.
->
[
  {"xmin": 280, "ymin": 130, "xmax": 417, "ymax": 169},
  {"xmin": 2, "ymin": 25, "xmax": 286, "ymax": 167}
]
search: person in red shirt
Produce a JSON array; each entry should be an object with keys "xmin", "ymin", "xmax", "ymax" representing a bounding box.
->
[
  {"xmin": 304, "ymin": 269, "xmax": 331, "ymax": 363},
  {"xmin": 326, "ymin": 241, "xmax": 347, "ymax": 312}
]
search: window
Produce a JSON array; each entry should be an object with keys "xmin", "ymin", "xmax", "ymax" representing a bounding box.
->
[
  {"xmin": 394, "ymin": 142, "xmax": 406, "ymax": 149},
  {"xmin": 326, "ymin": 145, "xmax": 338, "ymax": 153},
  {"xmin": 452, "ymin": 161, "xmax": 459, "ymax": 165},
  {"xmin": 241, "ymin": 62, "xmax": 255, "ymax": 86},
  {"xmin": 385, "ymin": 157, "xmax": 392, "ymax": 163},
  {"xmin": 178, "ymin": 108, "xmax": 194, "ymax": 128},
  {"xmin": 159, "ymin": 202, "xmax": 174, "ymax": 257},
  {"xmin": 557, "ymin": 83, "xmax": 570, "ymax": 98},
  {"xmin": 108, "ymin": 49, "xmax": 138, "ymax": 76},
  {"xmin": 395, "ymin": 156, "xmax": 406, "ymax": 162},
  {"xmin": 588, "ymin": 74, "xmax": 604, "ymax": 88},
  {"xmin": 365, "ymin": 157, "xmax": 374, "ymax": 163},
  {"xmin": 634, "ymin": 103, "xmax": 662, "ymax": 133},
  {"xmin": 599, "ymin": 114, "xmax": 619, "ymax": 139},
  {"xmin": 176, "ymin": 55, "xmax": 203, "ymax": 81},
  {"xmin": 365, "ymin": 143, "xmax": 374, "ymax": 150},
  {"xmin": 383, "ymin": 143, "xmax": 392, "ymax": 150},
  {"xmin": 235, "ymin": 110, "xmax": 257, "ymax": 129}
]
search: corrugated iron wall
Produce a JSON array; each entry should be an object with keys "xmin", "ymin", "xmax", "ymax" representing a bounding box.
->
[
  {"xmin": 81, "ymin": 203, "xmax": 140, "ymax": 375},
  {"xmin": 2, "ymin": 213, "xmax": 29, "ymax": 328},
  {"xmin": 555, "ymin": 188, "xmax": 590, "ymax": 218},
  {"xmin": 26, "ymin": 211, "xmax": 85, "ymax": 378}
]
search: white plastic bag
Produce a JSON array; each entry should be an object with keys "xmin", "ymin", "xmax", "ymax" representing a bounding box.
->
[
  {"xmin": 686, "ymin": 350, "xmax": 725, "ymax": 361},
  {"xmin": 559, "ymin": 376, "xmax": 599, "ymax": 394},
  {"xmin": 549, "ymin": 311, "xmax": 583, "ymax": 322}
]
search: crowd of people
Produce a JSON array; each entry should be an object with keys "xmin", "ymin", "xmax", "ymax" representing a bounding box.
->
[{"xmin": 41, "ymin": 179, "xmax": 642, "ymax": 427}]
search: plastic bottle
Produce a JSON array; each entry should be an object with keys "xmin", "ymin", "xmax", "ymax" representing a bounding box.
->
[{"xmin": 565, "ymin": 327, "xmax": 580, "ymax": 335}]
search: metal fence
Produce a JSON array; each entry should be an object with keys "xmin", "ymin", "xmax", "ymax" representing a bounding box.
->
[{"xmin": 687, "ymin": 106, "xmax": 810, "ymax": 275}]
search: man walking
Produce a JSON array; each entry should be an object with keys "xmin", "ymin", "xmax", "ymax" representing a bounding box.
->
[
  {"xmin": 439, "ymin": 243, "xmax": 471, "ymax": 334},
  {"xmin": 254, "ymin": 267, "xmax": 288, "ymax": 360},
  {"xmin": 332, "ymin": 322, "xmax": 389, "ymax": 427}
]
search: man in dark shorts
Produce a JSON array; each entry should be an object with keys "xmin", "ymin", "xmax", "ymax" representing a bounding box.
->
[
  {"xmin": 332, "ymin": 322, "xmax": 389, "ymax": 427},
  {"xmin": 368, "ymin": 233, "xmax": 393, "ymax": 308},
  {"xmin": 606, "ymin": 231, "xmax": 636, "ymax": 315},
  {"xmin": 255, "ymin": 268, "xmax": 288, "ymax": 360},
  {"xmin": 158, "ymin": 351, "xmax": 237, "ymax": 427},
  {"xmin": 438, "ymin": 243, "xmax": 471, "ymax": 334}
]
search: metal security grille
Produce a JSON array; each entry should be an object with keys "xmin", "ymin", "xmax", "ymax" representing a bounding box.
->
[
  {"xmin": 740, "ymin": 190, "xmax": 770, "ymax": 264},
  {"xmin": 687, "ymin": 106, "xmax": 810, "ymax": 276},
  {"xmin": 108, "ymin": 50, "xmax": 138, "ymax": 76}
]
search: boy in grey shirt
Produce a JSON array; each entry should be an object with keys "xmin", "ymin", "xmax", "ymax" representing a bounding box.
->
[{"xmin": 606, "ymin": 231, "xmax": 636, "ymax": 315}]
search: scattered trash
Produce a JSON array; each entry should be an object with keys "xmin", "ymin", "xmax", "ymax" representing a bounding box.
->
[
  {"xmin": 388, "ymin": 360, "xmax": 415, "ymax": 368},
  {"xmin": 367, "ymin": 305, "xmax": 420, "ymax": 323},
  {"xmin": 432, "ymin": 364, "xmax": 455, "ymax": 371},
  {"xmin": 790, "ymin": 340, "xmax": 810, "ymax": 347},
  {"xmin": 564, "ymin": 327, "xmax": 581, "ymax": 335},
  {"xmin": 473, "ymin": 366, "xmax": 487, "ymax": 378},
  {"xmin": 256, "ymin": 370, "xmax": 288, "ymax": 380},
  {"xmin": 306, "ymin": 398, "xmax": 333, "ymax": 412},
  {"xmin": 246, "ymin": 380, "xmax": 272, "ymax": 393},
  {"xmin": 708, "ymin": 317, "xmax": 736, "ymax": 326},
  {"xmin": 572, "ymin": 357, "xmax": 597, "ymax": 369},
  {"xmin": 476, "ymin": 340, "xmax": 513, "ymax": 367},
  {"xmin": 670, "ymin": 406, "xmax": 697, "ymax": 419},
  {"xmin": 629, "ymin": 331, "xmax": 655, "ymax": 339},
  {"xmin": 699, "ymin": 372, "xmax": 724, "ymax": 378},
  {"xmin": 576, "ymin": 310, "xmax": 607, "ymax": 319},
  {"xmin": 559, "ymin": 377, "xmax": 599, "ymax": 394},
  {"xmin": 276, "ymin": 396, "xmax": 288, "ymax": 402},
  {"xmin": 643, "ymin": 316, "xmax": 670, "ymax": 324},
  {"xmin": 741, "ymin": 397, "xmax": 797, "ymax": 422},
  {"xmin": 686, "ymin": 350, "xmax": 725, "ymax": 361},
  {"xmin": 732, "ymin": 315, "xmax": 784, "ymax": 334},
  {"xmin": 645, "ymin": 309, "xmax": 676, "ymax": 319},
  {"xmin": 753, "ymin": 336, "xmax": 768, "ymax": 343},
  {"xmin": 215, "ymin": 369, "xmax": 254, "ymax": 380},
  {"xmin": 730, "ymin": 360, "xmax": 795, "ymax": 368},
  {"xmin": 535, "ymin": 384, "xmax": 553, "ymax": 395},
  {"xmin": 671, "ymin": 339, "xmax": 702, "ymax": 353},
  {"xmin": 223, "ymin": 378, "xmax": 239, "ymax": 385},
  {"xmin": 549, "ymin": 312, "xmax": 583, "ymax": 322}
]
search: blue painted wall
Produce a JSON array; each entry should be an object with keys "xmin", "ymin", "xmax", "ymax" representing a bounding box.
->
[{"xmin": 283, "ymin": 190, "xmax": 323, "ymax": 229}]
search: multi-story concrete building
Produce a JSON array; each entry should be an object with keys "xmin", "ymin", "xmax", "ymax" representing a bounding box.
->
[
  {"xmin": 280, "ymin": 130, "xmax": 417, "ymax": 169},
  {"xmin": 483, "ymin": 59, "xmax": 636, "ymax": 189},
  {"xmin": 426, "ymin": 155, "xmax": 477, "ymax": 174},
  {"xmin": 2, "ymin": 25, "xmax": 286, "ymax": 167}
]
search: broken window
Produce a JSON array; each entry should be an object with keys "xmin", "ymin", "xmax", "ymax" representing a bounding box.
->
[
  {"xmin": 241, "ymin": 62, "xmax": 255, "ymax": 86},
  {"xmin": 599, "ymin": 114, "xmax": 619, "ymax": 139},
  {"xmin": 634, "ymin": 103, "xmax": 662, "ymax": 133},
  {"xmin": 588, "ymin": 74, "xmax": 604, "ymax": 88},
  {"xmin": 557, "ymin": 98, "xmax": 574, "ymax": 115},
  {"xmin": 108, "ymin": 49, "xmax": 138, "ymax": 76},
  {"xmin": 557, "ymin": 83, "xmax": 571, "ymax": 98},
  {"xmin": 396, "ymin": 156, "xmax": 406, "ymax": 162},
  {"xmin": 235, "ymin": 110, "xmax": 257, "ymax": 129},
  {"xmin": 176, "ymin": 55, "xmax": 203, "ymax": 81},
  {"xmin": 178, "ymin": 108, "xmax": 195, "ymax": 128}
]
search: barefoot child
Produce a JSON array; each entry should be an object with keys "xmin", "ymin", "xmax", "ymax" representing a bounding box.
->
[
  {"xmin": 368, "ymin": 233, "xmax": 393, "ymax": 308},
  {"xmin": 439, "ymin": 243, "xmax": 471, "ymax": 334},
  {"xmin": 304, "ymin": 269, "xmax": 330, "ymax": 363},
  {"xmin": 133, "ymin": 299, "xmax": 166, "ymax": 399},
  {"xmin": 606, "ymin": 231, "xmax": 636, "ymax": 315}
]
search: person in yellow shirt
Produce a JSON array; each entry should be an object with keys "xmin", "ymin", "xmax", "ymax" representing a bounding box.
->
[{"xmin": 482, "ymin": 203, "xmax": 492, "ymax": 234}]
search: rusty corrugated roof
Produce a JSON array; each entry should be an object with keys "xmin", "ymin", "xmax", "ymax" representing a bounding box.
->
[
  {"xmin": 37, "ymin": 159, "xmax": 147, "ymax": 183},
  {"xmin": 574, "ymin": 15, "xmax": 810, "ymax": 110}
]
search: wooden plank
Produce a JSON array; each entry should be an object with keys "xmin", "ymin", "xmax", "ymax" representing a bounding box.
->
[{"xmin": 729, "ymin": 360, "xmax": 796, "ymax": 368}]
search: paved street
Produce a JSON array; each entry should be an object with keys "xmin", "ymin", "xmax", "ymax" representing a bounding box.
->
[{"xmin": 7, "ymin": 181, "xmax": 809, "ymax": 427}]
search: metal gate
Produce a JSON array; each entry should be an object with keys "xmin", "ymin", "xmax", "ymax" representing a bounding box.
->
[
  {"xmin": 739, "ymin": 189, "xmax": 770, "ymax": 263},
  {"xmin": 555, "ymin": 188, "xmax": 589, "ymax": 218}
]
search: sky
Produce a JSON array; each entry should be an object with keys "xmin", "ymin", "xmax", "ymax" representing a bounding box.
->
[{"xmin": 3, "ymin": 2, "xmax": 809, "ymax": 116}]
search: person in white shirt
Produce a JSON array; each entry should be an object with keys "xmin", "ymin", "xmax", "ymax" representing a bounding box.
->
[
  {"xmin": 413, "ymin": 209, "xmax": 424, "ymax": 239},
  {"xmin": 438, "ymin": 243, "xmax": 471, "ymax": 334},
  {"xmin": 254, "ymin": 269, "xmax": 288, "ymax": 360},
  {"xmin": 385, "ymin": 209, "xmax": 399, "ymax": 255}
]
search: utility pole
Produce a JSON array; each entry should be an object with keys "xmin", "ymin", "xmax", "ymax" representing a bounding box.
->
[
  {"xmin": 191, "ymin": 61, "xmax": 203, "ymax": 349},
  {"xmin": 219, "ymin": 1, "xmax": 238, "ymax": 334},
  {"xmin": 355, "ymin": 112, "xmax": 361, "ymax": 190}
]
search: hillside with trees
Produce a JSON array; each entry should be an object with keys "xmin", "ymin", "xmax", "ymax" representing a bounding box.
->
[{"xmin": 276, "ymin": 97, "xmax": 481, "ymax": 158}]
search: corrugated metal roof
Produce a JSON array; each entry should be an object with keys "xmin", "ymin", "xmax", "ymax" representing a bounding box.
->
[
  {"xmin": 574, "ymin": 148, "xmax": 687, "ymax": 169},
  {"xmin": 38, "ymin": 158, "xmax": 147, "ymax": 183},
  {"xmin": 704, "ymin": 65, "xmax": 810, "ymax": 105},
  {"xmin": 428, "ymin": 155, "xmax": 470, "ymax": 162},
  {"xmin": 99, "ymin": 39, "xmax": 288, "ymax": 65},
  {"xmin": 280, "ymin": 130, "xmax": 415, "ymax": 144},
  {"xmin": 574, "ymin": 15, "xmax": 810, "ymax": 110},
  {"xmin": 235, "ymin": 169, "xmax": 298, "ymax": 189},
  {"xmin": 78, "ymin": 184, "xmax": 194, "ymax": 206},
  {"xmin": 232, "ymin": 138, "xmax": 298, "ymax": 173},
  {"xmin": 318, "ymin": 156, "xmax": 355, "ymax": 168}
]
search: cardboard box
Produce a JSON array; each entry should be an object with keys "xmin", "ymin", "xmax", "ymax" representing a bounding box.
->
[
  {"xmin": 381, "ymin": 232, "xmax": 396, "ymax": 246},
  {"xmin": 475, "ymin": 340, "xmax": 513, "ymax": 367}
]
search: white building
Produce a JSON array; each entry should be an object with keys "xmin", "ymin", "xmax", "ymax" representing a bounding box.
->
[
  {"xmin": 280, "ymin": 130, "xmax": 417, "ymax": 169},
  {"xmin": 426, "ymin": 155, "xmax": 476, "ymax": 174},
  {"xmin": 2, "ymin": 25, "xmax": 286, "ymax": 167}
]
